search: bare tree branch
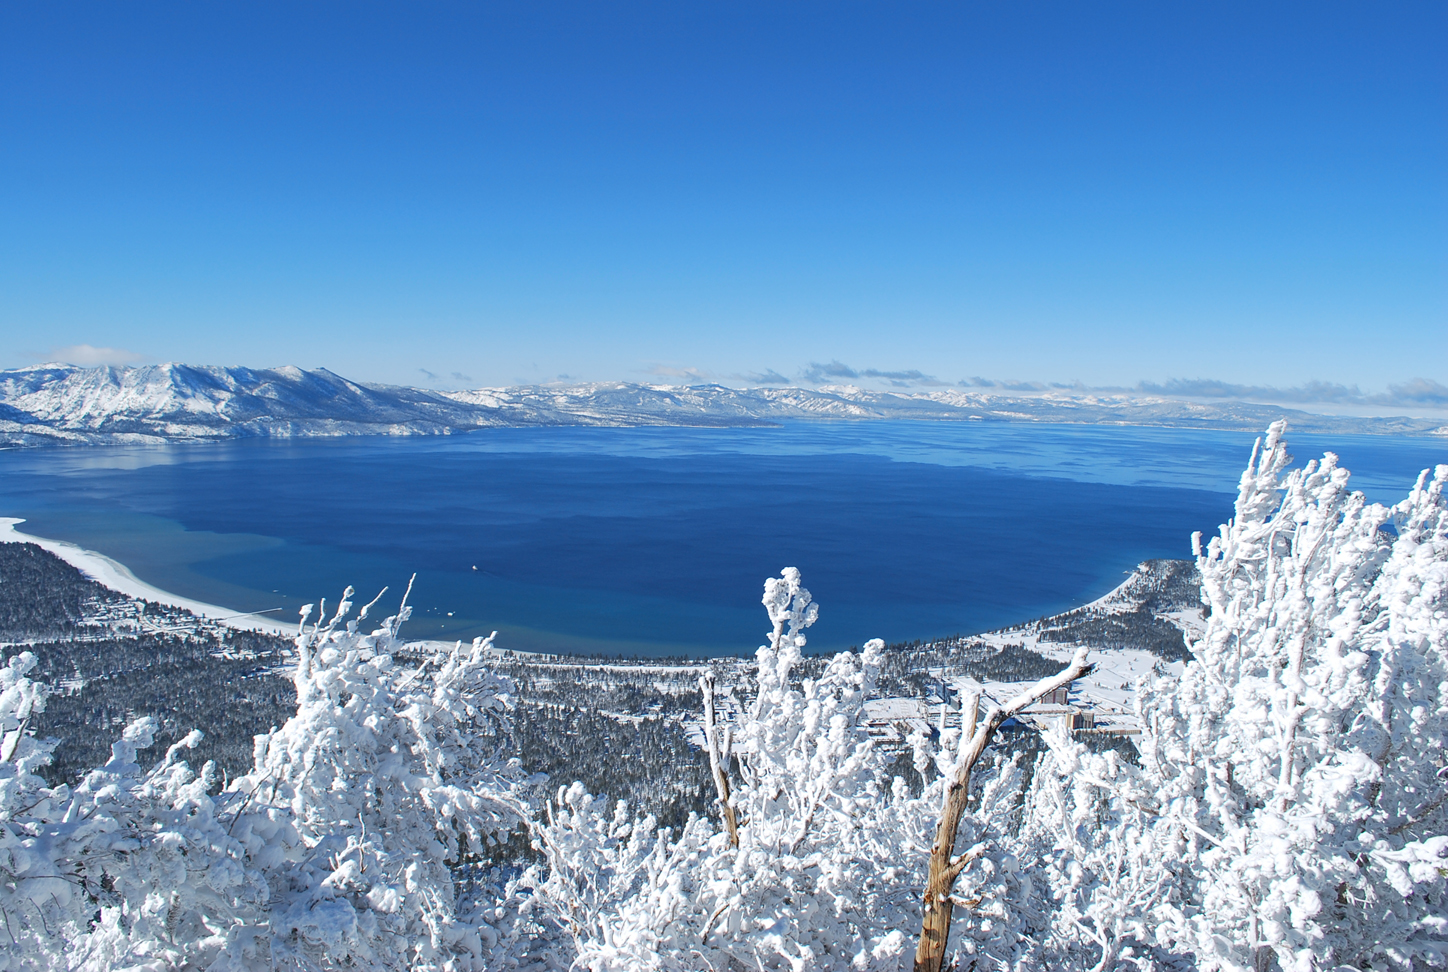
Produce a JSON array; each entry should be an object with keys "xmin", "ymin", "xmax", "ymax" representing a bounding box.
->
[
  {"xmin": 700, "ymin": 673, "xmax": 739, "ymax": 849},
  {"xmin": 914, "ymin": 646, "xmax": 1093, "ymax": 972}
]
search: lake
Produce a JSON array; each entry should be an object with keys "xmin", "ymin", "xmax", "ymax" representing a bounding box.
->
[{"xmin": 1, "ymin": 422, "xmax": 1442, "ymax": 655}]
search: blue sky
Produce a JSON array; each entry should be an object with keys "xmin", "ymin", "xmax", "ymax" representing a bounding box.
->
[{"xmin": 2, "ymin": 2, "xmax": 1443, "ymax": 400}]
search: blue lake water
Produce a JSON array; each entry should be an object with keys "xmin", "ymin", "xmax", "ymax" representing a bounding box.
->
[{"xmin": 1, "ymin": 422, "xmax": 1443, "ymax": 655}]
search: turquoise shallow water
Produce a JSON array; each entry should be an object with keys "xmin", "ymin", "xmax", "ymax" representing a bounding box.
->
[{"xmin": 1, "ymin": 422, "xmax": 1442, "ymax": 655}]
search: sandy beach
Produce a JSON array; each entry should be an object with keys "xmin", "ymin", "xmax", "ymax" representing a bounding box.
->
[{"xmin": 0, "ymin": 517, "xmax": 296, "ymax": 636}]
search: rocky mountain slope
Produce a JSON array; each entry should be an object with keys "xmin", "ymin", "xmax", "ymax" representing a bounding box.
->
[{"xmin": 2, "ymin": 362, "xmax": 1443, "ymax": 446}]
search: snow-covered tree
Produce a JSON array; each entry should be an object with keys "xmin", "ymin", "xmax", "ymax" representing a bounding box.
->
[
  {"xmin": 0, "ymin": 650, "xmax": 96, "ymax": 970},
  {"xmin": 1032, "ymin": 423, "xmax": 1448, "ymax": 971},
  {"xmin": 531, "ymin": 568, "xmax": 1087, "ymax": 972},
  {"xmin": 693, "ymin": 569, "xmax": 916, "ymax": 970},
  {"xmin": 1020, "ymin": 721, "xmax": 1176, "ymax": 971},
  {"xmin": 0, "ymin": 648, "xmax": 269, "ymax": 972},
  {"xmin": 1, "ymin": 581, "xmax": 536, "ymax": 972},
  {"xmin": 223, "ymin": 581, "xmax": 529, "ymax": 971},
  {"xmin": 0, "ymin": 651, "xmax": 66, "ymax": 968},
  {"xmin": 912, "ymin": 648, "xmax": 1091, "ymax": 972},
  {"xmin": 528, "ymin": 569, "xmax": 923, "ymax": 970}
]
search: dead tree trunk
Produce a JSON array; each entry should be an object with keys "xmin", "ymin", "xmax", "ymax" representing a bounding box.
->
[
  {"xmin": 914, "ymin": 647, "xmax": 1092, "ymax": 972},
  {"xmin": 700, "ymin": 673, "xmax": 740, "ymax": 848}
]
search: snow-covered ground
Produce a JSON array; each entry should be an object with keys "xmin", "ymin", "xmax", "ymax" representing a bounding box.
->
[
  {"xmin": 954, "ymin": 567, "xmax": 1197, "ymax": 732},
  {"xmin": 962, "ymin": 649, "xmax": 1167, "ymax": 735}
]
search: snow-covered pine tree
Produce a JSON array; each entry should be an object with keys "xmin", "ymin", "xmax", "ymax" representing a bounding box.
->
[
  {"xmin": 0, "ymin": 651, "xmax": 69, "ymax": 968},
  {"xmin": 1029, "ymin": 422, "xmax": 1448, "ymax": 971},
  {"xmin": 530, "ymin": 568, "xmax": 928, "ymax": 970},
  {"xmin": 0, "ymin": 649, "xmax": 271, "ymax": 972},
  {"xmin": 532, "ymin": 568, "xmax": 1082, "ymax": 972},
  {"xmin": 1020, "ymin": 719, "xmax": 1178, "ymax": 971},
  {"xmin": 224, "ymin": 581, "xmax": 530, "ymax": 971},
  {"xmin": 1, "ymin": 581, "xmax": 536, "ymax": 972}
]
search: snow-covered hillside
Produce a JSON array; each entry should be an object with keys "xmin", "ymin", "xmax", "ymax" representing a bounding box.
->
[
  {"xmin": 0, "ymin": 363, "xmax": 489, "ymax": 443},
  {"xmin": 3, "ymin": 362, "xmax": 1445, "ymax": 446},
  {"xmin": 958, "ymin": 559, "xmax": 1203, "ymax": 735}
]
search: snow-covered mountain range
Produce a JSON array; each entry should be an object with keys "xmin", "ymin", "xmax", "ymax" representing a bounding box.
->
[{"xmin": 1, "ymin": 362, "xmax": 1443, "ymax": 447}]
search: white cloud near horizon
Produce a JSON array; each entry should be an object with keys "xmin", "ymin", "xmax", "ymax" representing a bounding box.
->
[
  {"xmin": 643, "ymin": 364, "xmax": 715, "ymax": 381},
  {"xmin": 1135, "ymin": 377, "xmax": 1448, "ymax": 409},
  {"xmin": 751, "ymin": 360, "xmax": 1448, "ymax": 409},
  {"xmin": 38, "ymin": 344, "xmax": 150, "ymax": 367},
  {"xmin": 800, "ymin": 360, "xmax": 951, "ymax": 388}
]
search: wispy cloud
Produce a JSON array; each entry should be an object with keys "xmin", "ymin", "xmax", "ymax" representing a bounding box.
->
[
  {"xmin": 801, "ymin": 360, "xmax": 860, "ymax": 383},
  {"xmin": 37, "ymin": 344, "xmax": 149, "ymax": 367},
  {"xmin": 1137, "ymin": 377, "xmax": 1448, "ymax": 409},
  {"xmin": 962, "ymin": 376, "xmax": 1108, "ymax": 392},
  {"xmin": 736, "ymin": 369, "xmax": 792, "ymax": 385},
  {"xmin": 1382, "ymin": 378, "xmax": 1448, "ymax": 407},
  {"xmin": 801, "ymin": 360, "xmax": 947, "ymax": 388},
  {"xmin": 417, "ymin": 367, "xmax": 476, "ymax": 388},
  {"xmin": 1137, "ymin": 378, "xmax": 1364, "ymax": 404},
  {"xmin": 644, "ymin": 364, "xmax": 715, "ymax": 381}
]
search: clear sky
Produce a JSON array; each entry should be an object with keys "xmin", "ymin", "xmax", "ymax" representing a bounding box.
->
[{"xmin": 2, "ymin": 2, "xmax": 1443, "ymax": 398}]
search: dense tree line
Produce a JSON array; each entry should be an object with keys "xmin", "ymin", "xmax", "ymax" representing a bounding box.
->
[
  {"xmin": 872, "ymin": 636, "xmax": 1073, "ymax": 697},
  {"xmin": 0, "ymin": 542, "xmax": 119, "ymax": 639},
  {"xmin": 1037, "ymin": 608, "xmax": 1192, "ymax": 660},
  {"xmin": 28, "ymin": 634, "xmax": 295, "ymax": 785},
  {"xmin": 1119, "ymin": 557, "xmax": 1202, "ymax": 614},
  {"xmin": 0, "ymin": 544, "xmax": 299, "ymax": 783},
  {"xmin": 492, "ymin": 660, "xmax": 706, "ymax": 717},
  {"xmin": 514, "ymin": 703, "xmax": 712, "ymax": 832}
]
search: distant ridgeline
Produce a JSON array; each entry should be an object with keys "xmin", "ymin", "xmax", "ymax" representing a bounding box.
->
[
  {"xmin": 0, "ymin": 540, "xmax": 1197, "ymax": 828},
  {"xmin": 2, "ymin": 361, "xmax": 1443, "ymax": 446}
]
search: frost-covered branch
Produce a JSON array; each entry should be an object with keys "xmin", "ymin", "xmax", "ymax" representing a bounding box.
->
[
  {"xmin": 699, "ymin": 672, "xmax": 739, "ymax": 848},
  {"xmin": 914, "ymin": 645, "xmax": 1092, "ymax": 972}
]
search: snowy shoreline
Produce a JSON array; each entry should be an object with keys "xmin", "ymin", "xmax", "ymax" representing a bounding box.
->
[
  {"xmin": 0, "ymin": 517, "xmax": 1201, "ymax": 686},
  {"xmin": 0, "ymin": 518, "xmax": 707, "ymax": 656},
  {"xmin": 0, "ymin": 517, "xmax": 295, "ymax": 636}
]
